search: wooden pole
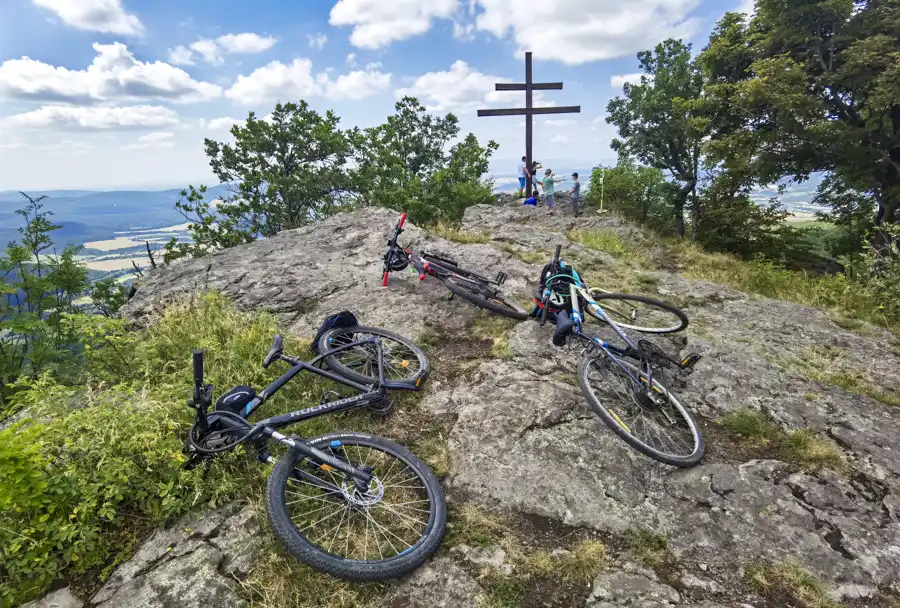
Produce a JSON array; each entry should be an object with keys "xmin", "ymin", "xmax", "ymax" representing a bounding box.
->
[{"xmin": 525, "ymin": 52, "xmax": 533, "ymax": 199}]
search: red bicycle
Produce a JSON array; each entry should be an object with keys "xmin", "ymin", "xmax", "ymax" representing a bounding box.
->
[{"xmin": 382, "ymin": 213, "xmax": 528, "ymax": 321}]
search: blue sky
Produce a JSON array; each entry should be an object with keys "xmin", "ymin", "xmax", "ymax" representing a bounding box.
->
[{"xmin": 0, "ymin": 0, "xmax": 752, "ymax": 191}]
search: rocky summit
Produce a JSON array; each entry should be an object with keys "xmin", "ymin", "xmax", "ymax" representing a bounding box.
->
[{"xmin": 40, "ymin": 202, "xmax": 900, "ymax": 608}]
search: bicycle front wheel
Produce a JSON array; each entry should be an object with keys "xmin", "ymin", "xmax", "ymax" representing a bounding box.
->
[
  {"xmin": 444, "ymin": 276, "xmax": 528, "ymax": 321},
  {"xmin": 578, "ymin": 352, "xmax": 704, "ymax": 467},
  {"xmin": 584, "ymin": 291, "xmax": 688, "ymax": 334},
  {"xmin": 319, "ymin": 326, "xmax": 430, "ymax": 386},
  {"xmin": 267, "ymin": 432, "xmax": 447, "ymax": 580}
]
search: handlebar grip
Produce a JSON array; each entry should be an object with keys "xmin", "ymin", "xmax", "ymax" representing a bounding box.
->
[
  {"xmin": 553, "ymin": 244, "xmax": 561, "ymax": 264},
  {"xmin": 382, "ymin": 271, "xmax": 389, "ymax": 287},
  {"xmin": 192, "ymin": 349, "xmax": 204, "ymax": 389},
  {"xmin": 398, "ymin": 213, "xmax": 407, "ymax": 228}
]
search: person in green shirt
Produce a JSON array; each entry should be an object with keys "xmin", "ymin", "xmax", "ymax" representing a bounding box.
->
[{"xmin": 542, "ymin": 169, "xmax": 565, "ymax": 209}]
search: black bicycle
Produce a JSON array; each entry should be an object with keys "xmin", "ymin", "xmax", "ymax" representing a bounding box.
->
[
  {"xmin": 186, "ymin": 325, "xmax": 445, "ymax": 580},
  {"xmin": 382, "ymin": 212, "xmax": 528, "ymax": 320},
  {"xmin": 537, "ymin": 246, "xmax": 705, "ymax": 467}
]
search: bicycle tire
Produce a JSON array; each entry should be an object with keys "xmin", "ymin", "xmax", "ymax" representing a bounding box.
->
[
  {"xmin": 319, "ymin": 326, "xmax": 430, "ymax": 386},
  {"xmin": 444, "ymin": 276, "xmax": 528, "ymax": 321},
  {"xmin": 267, "ymin": 432, "xmax": 447, "ymax": 581},
  {"xmin": 577, "ymin": 353, "xmax": 704, "ymax": 467},
  {"xmin": 584, "ymin": 291, "xmax": 688, "ymax": 334},
  {"xmin": 422, "ymin": 253, "xmax": 492, "ymax": 283}
]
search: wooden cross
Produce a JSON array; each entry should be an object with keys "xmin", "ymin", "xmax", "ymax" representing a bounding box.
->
[{"xmin": 477, "ymin": 52, "xmax": 581, "ymax": 197}]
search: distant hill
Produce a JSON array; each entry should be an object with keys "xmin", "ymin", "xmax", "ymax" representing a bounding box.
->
[{"xmin": 0, "ymin": 185, "xmax": 232, "ymax": 248}]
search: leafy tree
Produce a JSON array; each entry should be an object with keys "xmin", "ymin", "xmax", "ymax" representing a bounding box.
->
[
  {"xmin": 90, "ymin": 277, "xmax": 130, "ymax": 317},
  {"xmin": 0, "ymin": 193, "xmax": 89, "ymax": 404},
  {"xmin": 813, "ymin": 174, "xmax": 877, "ymax": 270},
  {"xmin": 607, "ymin": 39, "xmax": 706, "ymax": 237},
  {"xmin": 700, "ymin": 0, "xmax": 900, "ymax": 248},
  {"xmin": 352, "ymin": 97, "xmax": 498, "ymax": 225},
  {"xmin": 164, "ymin": 102, "xmax": 354, "ymax": 261},
  {"xmin": 587, "ymin": 160, "xmax": 675, "ymax": 232}
]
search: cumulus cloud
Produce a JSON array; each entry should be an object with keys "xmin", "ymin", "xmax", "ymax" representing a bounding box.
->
[
  {"xmin": 308, "ymin": 33, "xmax": 328, "ymax": 50},
  {"xmin": 737, "ymin": 0, "xmax": 756, "ymax": 15},
  {"xmin": 330, "ymin": 0, "xmax": 702, "ymax": 64},
  {"xmin": 202, "ymin": 116, "xmax": 243, "ymax": 130},
  {"xmin": 1, "ymin": 105, "xmax": 180, "ymax": 130},
  {"xmin": 167, "ymin": 33, "xmax": 277, "ymax": 66},
  {"xmin": 225, "ymin": 59, "xmax": 391, "ymax": 105},
  {"xmin": 121, "ymin": 131, "xmax": 175, "ymax": 150},
  {"xmin": 330, "ymin": 0, "xmax": 459, "ymax": 49},
  {"xmin": 544, "ymin": 119, "xmax": 576, "ymax": 126},
  {"xmin": 0, "ymin": 42, "xmax": 222, "ymax": 104},
  {"xmin": 610, "ymin": 73, "xmax": 646, "ymax": 88},
  {"xmin": 395, "ymin": 60, "xmax": 552, "ymax": 112},
  {"xmin": 32, "ymin": 0, "xmax": 143, "ymax": 35},
  {"xmin": 167, "ymin": 45, "xmax": 195, "ymax": 66}
]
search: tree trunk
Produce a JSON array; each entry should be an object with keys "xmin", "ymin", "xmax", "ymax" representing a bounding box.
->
[{"xmin": 674, "ymin": 191, "xmax": 686, "ymax": 238}]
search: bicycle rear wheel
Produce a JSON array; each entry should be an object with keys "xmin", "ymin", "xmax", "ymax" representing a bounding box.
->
[
  {"xmin": 319, "ymin": 326, "xmax": 430, "ymax": 386},
  {"xmin": 444, "ymin": 276, "xmax": 528, "ymax": 321},
  {"xmin": 267, "ymin": 432, "xmax": 446, "ymax": 580},
  {"xmin": 584, "ymin": 291, "xmax": 688, "ymax": 334},
  {"xmin": 578, "ymin": 352, "xmax": 704, "ymax": 467}
]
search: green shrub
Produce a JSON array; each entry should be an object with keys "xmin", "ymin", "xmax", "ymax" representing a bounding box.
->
[{"xmin": 0, "ymin": 293, "xmax": 331, "ymax": 606}]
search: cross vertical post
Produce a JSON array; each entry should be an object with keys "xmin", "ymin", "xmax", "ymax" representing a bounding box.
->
[
  {"xmin": 525, "ymin": 52, "xmax": 533, "ymax": 198},
  {"xmin": 477, "ymin": 52, "xmax": 580, "ymax": 199}
]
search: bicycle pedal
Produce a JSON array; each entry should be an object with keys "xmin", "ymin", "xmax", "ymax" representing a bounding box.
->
[
  {"xmin": 495, "ymin": 271, "xmax": 508, "ymax": 285},
  {"xmin": 679, "ymin": 353, "xmax": 702, "ymax": 371}
]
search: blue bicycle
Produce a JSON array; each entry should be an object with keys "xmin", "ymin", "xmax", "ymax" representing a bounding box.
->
[{"xmin": 535, "ymin": 246, "xmax": 705, "ymax": 467}]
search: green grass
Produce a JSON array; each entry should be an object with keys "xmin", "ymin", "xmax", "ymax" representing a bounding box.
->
[
  {"xmin": 669, "ymin": 241, "xmax": 899, "ymax": 333},
  {"xmin": 622, "ymin": 529, "xmax": 677, "ymax": 574},
  {"xmin": 239, "ymin": 535, "xmax": 385, "ymax": 608},
  {"xmin": 430, "ymin": 222, "xmax": 491, "ymax": 244},
  {"xmin": 0, "ymin": 292, "xmax": 434, "ymax": 606},
  {"xmin": 469, "ymin": 314, "xmax": 517, "ymax": 360},
  {"xmin": 498, "ymin": 242, "xmax": 549, "ymax": 265},
  {"xmin": 745, "ymin": 561, "xmax": 844, "ymax": 608},
  {"xmin": 782, "ymin": 346, "xmax": 900, "ymax": 408},
  {"xmin": 568, "ymin": 229, "xmax": 646, "ymax": 263},
  {"xmin": 719, "ymin": 410, "xmax": 846, "ymax": 472}
]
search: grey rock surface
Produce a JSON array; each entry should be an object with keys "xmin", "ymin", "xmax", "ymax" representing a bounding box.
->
[
  {"xmin": 22, "ymin": 588, "xmax": 83, "ymax": 608},
  {"xmin": 111, "ymin": 203, "xmax": 900, "ymax": 605},
  {"xmin": 91, "ymin": 503, "xmax": 260, "ymax": 608},
  {"xmin": 379, "ymin": 557, "xmax": 485, "ymax": 607}
]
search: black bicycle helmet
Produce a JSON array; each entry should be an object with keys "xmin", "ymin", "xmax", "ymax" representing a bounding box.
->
[{"xmin": 385, "ymin": 249, "xmax": 409, "ymax": 271}]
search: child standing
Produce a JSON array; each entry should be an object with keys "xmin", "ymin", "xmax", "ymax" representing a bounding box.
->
[
  {"xmin": 542, "ymin": 169, "xmax": 565, "ymax": 210},
  {"xmin": 570, "ymin": 172, "xmax": 581, "ymax": 216}
]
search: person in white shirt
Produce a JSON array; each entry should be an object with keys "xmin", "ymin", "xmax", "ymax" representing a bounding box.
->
[{"xmin": 517, "ymin": 156, "xmax": 527, "ymax": 197}]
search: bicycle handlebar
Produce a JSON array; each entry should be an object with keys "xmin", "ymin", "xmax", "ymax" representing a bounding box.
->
[
  {"xmin": 398, "ymin": 213, "xmax": 407, "ymax": 229},
  {"xmin": 193, "ymin": 350, "xmax": 204, "ymax": 392}
]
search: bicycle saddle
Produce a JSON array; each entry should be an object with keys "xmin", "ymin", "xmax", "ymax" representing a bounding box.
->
[{"xmin": 552, "ymin": 309, "xmax": 576, "ymax": 346}]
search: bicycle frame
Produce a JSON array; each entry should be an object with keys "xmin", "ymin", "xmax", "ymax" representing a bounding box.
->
[
  {"xmin": 563, "ymin": 280, "xmax": 659, "ymax": 392},
  {"xmin": 190, "ymin": 337, "xmax": 412, "ymax": 488},
  {"xmin": 382, "ymin": 213, "xmax": 505, "ymax": 289}
]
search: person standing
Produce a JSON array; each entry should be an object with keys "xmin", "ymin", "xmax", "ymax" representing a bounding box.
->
[
  {"xmin": 531, "ymin": 161, "xmax": 543, "ymax": 196},
  {"xmin": 542, "ymin": 169, "xmax": 564, "ymax": 210},
  {"xmin": 570, "ymin": 172, "xmax": 581, "ymax": 216},
  {"xmin": 517, "ymin": 156, "xmax": 527, "ymax": 197}
]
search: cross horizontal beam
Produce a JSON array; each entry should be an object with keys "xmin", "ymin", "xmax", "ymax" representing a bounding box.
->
[
  {"xmin": 495, "ymin": 82, "xmax": 563, "ymax": 91},
  {"xmin": 476, "ymin": 105, "xmax": 581, "ymax": 117}
]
